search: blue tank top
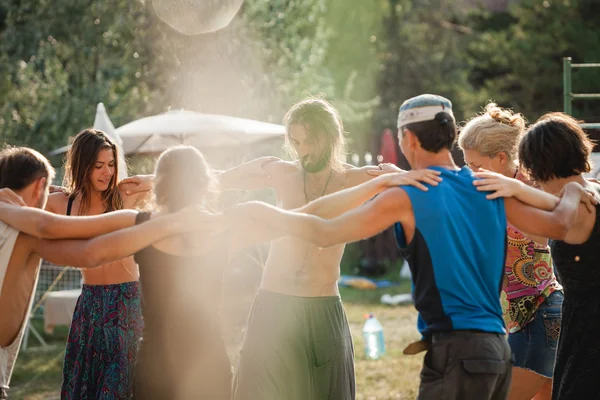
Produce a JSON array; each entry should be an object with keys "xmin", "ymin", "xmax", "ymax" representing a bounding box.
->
[{"xmin": 394, "ymin": 166, "xmax": 507, "ymax": 336}]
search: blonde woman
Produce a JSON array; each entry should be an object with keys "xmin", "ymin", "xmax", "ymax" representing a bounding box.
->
[{"xmin": 458, "ymin": 104, "xmax": 562, "ymax": 400}]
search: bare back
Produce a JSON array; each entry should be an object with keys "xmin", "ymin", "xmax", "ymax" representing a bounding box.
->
[
  {"xmin": 45, "ymin": 192, "xmax": 138, "ymax": 285},
  {"xmin": 261, "ymin": 161, "xmax": 355, "ymax": 296},
  {"xmin": 0, "ymin": 234, "xmax": 40, "ymax": 347}
]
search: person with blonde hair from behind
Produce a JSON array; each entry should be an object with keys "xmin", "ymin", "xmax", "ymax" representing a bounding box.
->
[{"xmin": 458, "ymin": 103, "xmax": 563, "ymax": 400}]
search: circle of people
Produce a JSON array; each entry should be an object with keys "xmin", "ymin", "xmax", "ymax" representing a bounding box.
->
[{"xmin": 0, "ymin": 93, "xmax": 598, "ymax": 400}]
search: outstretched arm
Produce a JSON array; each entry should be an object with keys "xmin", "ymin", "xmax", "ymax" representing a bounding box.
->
[
  {"xmin": 344, "ymin": 162, "xmax": 406, "ymax": 187},
  {"xmin": 228, "ymin": 188, "xmax": 410, "ymax": 250},
  {"xmin": 299, "ymin": 169, "xmax": 440, "ymax": 219},
  {"xmin": 473, "ymin": 171, "xmax": 559, "ymax": 211},
  {"xmin": 0, "ymin": 202, "xmax": 138, "ymax": 239},
  {"xmin": 120, "ymin": 157, "xmax": 284, "ymax": 194},
  {"xmin": 217, "ymin": 157, "xmax": 284, "ymax": 191},
  {"xmin": 505, "ymin": 182, "xmax": 590, "ymax": 240},
  {"xmin": 33, "ymin": 207, "xmax": 221, "ymax": 268},
  {"xmin": 227, "ymin": 172, "xmax": 431, "ymax": 253}
]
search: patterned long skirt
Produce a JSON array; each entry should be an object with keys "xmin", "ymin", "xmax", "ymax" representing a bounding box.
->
[{"xmin": 61, "ymin": 282, "xmax": 143, "ymax": 400}]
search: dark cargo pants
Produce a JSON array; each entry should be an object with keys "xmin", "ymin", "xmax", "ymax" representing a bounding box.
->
[{"xmin": 418, "ymin": 331, "xmax": 512, "ymax": 400}]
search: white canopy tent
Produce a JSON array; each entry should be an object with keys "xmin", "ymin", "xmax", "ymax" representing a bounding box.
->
[
  {"xmin": 50, "ymin": 107, "xmax": 285, "ymax": 157},
  {"xmin": 94, "ymin": 103, "xmax": 128, "ymax": 180},
  {"xmin": 115, "ymin": 109, "xmax": 285, "ymax": 153}
]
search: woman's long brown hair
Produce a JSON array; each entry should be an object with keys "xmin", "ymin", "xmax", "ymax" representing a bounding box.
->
[{"xmin": 62, "ymin": 128, "xmax": 123, "ymax": 215}]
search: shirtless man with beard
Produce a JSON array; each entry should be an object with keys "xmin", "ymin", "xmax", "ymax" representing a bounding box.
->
[{"xmin": 219, "ymin": 98, "xmax": 440, "ymax": 400}]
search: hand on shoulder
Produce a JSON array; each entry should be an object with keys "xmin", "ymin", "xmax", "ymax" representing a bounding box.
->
[
  {"xmin": 118, "ymin": 175, "xmax": 154, "ymax": 196},
  {"xmin": 472, "ymin": 169, "xmax": 524, "ymax": 200},
  {"xmin": 561, "ymin": 181, "xmax": 600, "ymax": 213},
  {"xmin": 46, "ymin": 191, "xmax": 70, "ymax": 213},
  {"xmin": 364, "ymin": 163, "xmax": 404, "ymax": 177}
]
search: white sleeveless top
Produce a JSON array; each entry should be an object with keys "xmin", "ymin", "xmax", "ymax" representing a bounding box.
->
[{"xmin": 0, "ymin": 222, "xmax": 39, "ymax": 391}]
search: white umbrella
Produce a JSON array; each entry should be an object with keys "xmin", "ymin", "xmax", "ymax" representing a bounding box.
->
[
  {"xmin": 115, "ymin": 110, "xmax": 285, "ymax": 154},
  {"xmin": 50, "ymin": 109, "xmax": 285, "ymax": 156}
]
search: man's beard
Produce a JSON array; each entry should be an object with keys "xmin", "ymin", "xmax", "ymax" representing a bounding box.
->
[{"xmin": 301, "ymin": 152, "xmax": 331, "ymax": 173}]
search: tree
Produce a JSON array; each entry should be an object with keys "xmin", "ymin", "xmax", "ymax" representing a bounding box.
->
[
  {"xmin": 0, "ymin": 0, "xmax": 161, "ymax": 153},
  {"xmin": 241, "ymin": 0, "xmax": 381, "ymax": 151},
  {"xmin": 464, "ymin": 0, "xmax": 600, "ymax": 121},
  {"xmin": 372, "ymin": 0, "xmax": 473, "ymax": 164}
]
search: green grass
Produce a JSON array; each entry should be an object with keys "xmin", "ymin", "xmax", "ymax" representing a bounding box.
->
[
  {"xmin": 10, "ymin": 320, "xmax": 68, "ymax": 399},
  {"xmin": 348, "ymin": 302, "xmax": 422, "ymax": 399}
]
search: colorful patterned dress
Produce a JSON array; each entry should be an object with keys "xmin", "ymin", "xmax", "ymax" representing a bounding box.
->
[
  {"xmin": 501, "ymin": 172, "xmax": 562, "ymax": 332},
  {"xmin": 60, "ymin": 282, "xmax": 143, "ymax": 400},
  {"xmin": 60, "ymin": 197, "xmax": 143, "ymax": 400}
]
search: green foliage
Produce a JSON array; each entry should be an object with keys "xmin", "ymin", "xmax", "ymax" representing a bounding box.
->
[
  {"xmin": 372, "ymin": 0, "xmax": 474, "ymax": 135},
  {"xmin": 241, "ymin": 0, "xmax": 381, "ymax": 148},
  {"xmin": 463, "ymin": 0, "xmax": 600, "ymax": 121},
  {"xmin": 242, "ymin": 0, "xmax": 335, "ymax": 102},
  {"xmin": 0, "ymin": 0, "xmax": 159, "ymax": 152},
  {"xmin": 1, "ymin": 0, "xmax": 600, "ymax": 155}
]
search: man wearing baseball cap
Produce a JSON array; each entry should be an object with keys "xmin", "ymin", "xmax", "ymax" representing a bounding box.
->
[{"xmin": 392, "ymin": 94, "xmax": 512, "ymax": 398}]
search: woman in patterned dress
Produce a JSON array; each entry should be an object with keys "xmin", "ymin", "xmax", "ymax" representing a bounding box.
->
[
  {"xmin": 458, "ymin": 104, "xmax": 563, "ymax": 400},
  {"xmin": 46, "ymin": 129, "xmax": 149, "ymax": 399}
]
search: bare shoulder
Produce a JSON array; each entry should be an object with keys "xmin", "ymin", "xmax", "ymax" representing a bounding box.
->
[
  {"xmin": 220, "ymin": 156, "xmax": 295, "ymax": 191},
  {"xmin": 378, "ymin": 187, "xmax": 414, "ymax": 227},
  {"xmin": 262, "ymin": 157, "xmax": 297, "ymax": 177},
  {"xmin": 236, "ymin": 156, "xmax": 295, "ymax": 180},
  {"xmin": 363, "ymin": 186, "xmax": 410, "ymax": 215},
  {"xmin": 343, "ymin": 163, "xmax": 381, "ymax": 188},
  {"xmin": 574, "ymin": 201, "xmax": 596, "ymax": 228},
  {"xmin": 362, "ymin": 187, "xmax": 411, "ymax": 233},
  {"xmin": 46, "ymin": 192, "xmax": 69, "ymax": 214},
  {"xmin": 378, "ymin": 186, "xmax": 410, "ymax": 205},
  {"xmin": 247, "ymin": 157, "xmax": 299, "ymax": 181}
]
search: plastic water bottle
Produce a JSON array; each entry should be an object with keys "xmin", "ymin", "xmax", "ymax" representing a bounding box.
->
[{"xmin": 363, "ymin": 313, "xmax": 385, "ymax": 359}]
